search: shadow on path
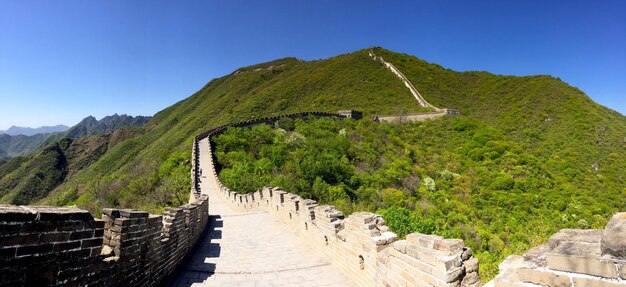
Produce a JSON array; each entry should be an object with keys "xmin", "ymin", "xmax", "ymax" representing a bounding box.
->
[{"xmin": 172, "ymin": 215, "xmax": 222, "ymax": 286}]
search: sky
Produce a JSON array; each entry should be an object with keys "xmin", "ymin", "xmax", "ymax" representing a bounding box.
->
[{"xmin": 1, "ymin": 0, "xmax": 625, "ymax": 130}]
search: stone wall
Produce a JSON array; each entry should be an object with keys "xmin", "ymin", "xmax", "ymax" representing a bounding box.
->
[
  {"xmin": 368, "ymin": 49, "xmax": 439, "ymax": 110},
  {"xmin": 374, "ymin": 109, "xmax": 460, "ymax": 124},
  {"xmin": 491, "ymin": 212, "xmax": 626, "ymax": 287},
  {"xmin": 202, "ymin": 118, "xmax": 482, "ymax": 287},
  {"xmin": 0, "ymin": 198, "xmax": 209, "ymax": 286},
  {"xmin": 215, "ymin": 185, "xmax": 482, "ymax": 287},
  {"xmin": 201, "ymin": 112, "xmax": 625, "ymax": 287}
]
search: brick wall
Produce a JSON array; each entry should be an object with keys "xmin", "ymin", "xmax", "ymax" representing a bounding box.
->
[{"xmin": 0, "ymin": 197, "xmax": 208, "ymax": 286}]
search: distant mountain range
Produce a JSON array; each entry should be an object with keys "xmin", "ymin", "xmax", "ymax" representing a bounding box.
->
[
  {"xmin": 0, "ymin": 114, "xmax": 152, "ymax": 159},
  {"xmin": 0, "ymin": 125, "xmax": 69, "ymax": 136},
  {"xmin": 65, "ymin": 114, "xmax": 151, "ymax": 138}
]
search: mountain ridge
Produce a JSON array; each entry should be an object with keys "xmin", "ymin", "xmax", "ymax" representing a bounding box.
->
[{"xmin": 0, "ymin": 114, "xmax": 152, "ymax": 159}]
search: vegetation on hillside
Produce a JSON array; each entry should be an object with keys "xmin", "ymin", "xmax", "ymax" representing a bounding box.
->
[
  {"xmin": 1, "ymin": 47, "xmax": 623, "ymax": 279},
  {"xmin": 0, "ymin": 132, "xmax": 64, "ymax": 159},
  {"xmin": 37, "ymin": 49, "xmax": 422, "ymax": 211},
  {"xmin": 213, "ymin": 116, "xmax": 624, "ymax": 280},
  {"xmin": 65, "ymin": 114, "xmax": 152, "ymax": 138},
  {"xmin": 0, "ymin": 127, "xmax": 145, "ymax": 205},
  {"xmin": 0, "ymin": 114, "xmax": 152, "ymax": 160}
]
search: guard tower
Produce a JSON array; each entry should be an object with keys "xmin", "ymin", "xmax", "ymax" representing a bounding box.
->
[{"xmin": 337, "ymin": 110, "xmax": 363, "ymax": 120}]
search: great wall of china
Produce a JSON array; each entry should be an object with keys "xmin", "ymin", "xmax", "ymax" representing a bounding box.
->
[{"xmin": 0, "ymin": 51, "xmax": 624, "ymax": 286}]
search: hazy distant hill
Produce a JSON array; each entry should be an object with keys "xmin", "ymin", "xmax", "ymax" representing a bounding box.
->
[{"xmin": 0, "ymin": 124, "xmax": 69, "ymax": 136}]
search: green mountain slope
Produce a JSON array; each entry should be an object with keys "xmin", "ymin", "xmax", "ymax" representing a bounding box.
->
[
  {"xmin": 0, "ymin": 127, "xmax": 144, "ymax": 204},
  {"xmin": 371, "ymin": 47, "xmax": 625, "ymax": 208},
  {"xmin": 0, "ymin": 132, "xmax": 65, "ymax": 159},
  {"xmin": 38, "ymin": 50, "xmax": 427, "ymax": 212}
]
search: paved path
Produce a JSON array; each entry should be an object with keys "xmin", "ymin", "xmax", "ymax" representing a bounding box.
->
[{"xmin": 172, "ymin": 139, "xmax": 354, "ymax": 287}]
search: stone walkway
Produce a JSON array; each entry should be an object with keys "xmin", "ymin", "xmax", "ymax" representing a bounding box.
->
[{"xmin": 172, "ymin": 139, "xmax": 355, "ymax": 287}]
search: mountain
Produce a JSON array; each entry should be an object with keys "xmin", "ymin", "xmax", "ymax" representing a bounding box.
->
[
  {"xmin": 0, "ymin": 127, "xmax": 144, "ymax": 205},
  {"xmin": 23, "ymin": 47, "xmax": 621, "ymax": 210},
  {"xmin": 0, "ymin": 47, "xmax": 623, "ymax": 278},
  {"xmin": 0, "ymin": 132, "xmax": 65, "ymax": 159},
  {"xmin": 65, "ymin": 114, "xmax": 152, "ymax": 138},
  {"xmin": 36, "ymin": 50, "xmax": 427, "ymax": 210},
  {"xmin": 0, "ymin": 114, "xmax": 152, "ymax": 159},
  {"xmin": 0, "ymin": 124, "xmax": 69, "ymax": 136}
]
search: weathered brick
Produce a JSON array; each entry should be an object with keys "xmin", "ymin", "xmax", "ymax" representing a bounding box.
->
[
  {"xmin": 547, "ymin": 253, "xmax": 617, "ymax": 278},
  {"xmin": 53, "ymin": 241, "xmax": 81, "ymax": 252},
  {"xmin": 0, "ymin": 247, "xmax": 16, "ymax": 257},
  {"xmin": 435, "ymin": 238, "xmax": 464, "ymax": 255},
  {"xmin": 16, "ymin": 243, "xmax": 53, "ymax": 256},
  {"xmin": 0, "ymin": 234, "xmax": 39, "ymax": 246},
  {"xmin": 0, "ymin": 223, "xmax": 22, "ymax": 235},
  {"xmin": 465, "ymin": 257, "xmax": 479, "ymax": 273},
  {"xmin": 516, "ymin": 268, "xmax": 570, "ymax": 287},
  {"xmin": 21, "ymin": 222, "xmax": 58, "ymax": 233},
  {"xmin": 572, "ymin": 276, "xmax": 623, "ymax": 287},
  {"xmin": 602, "ymin": 212, "xmax": 626, "ymax": 258},
  {"xmin": 81, "ymin": 238, "xmax": 103, "ymax": 248},
  {"xmin": 39, "ymin": 232, "xmax": 70, "ymax": 243},
  {"xmin": 406, "ymin": 233, "xmax": 443, "ymax": 249},
  {"xmin": 0, "ymin": 206, "xmax": 35, "ymax": 222},
  {"xmin": 70, "ymin": 230, "xmax": 94, "ymax": 240}
]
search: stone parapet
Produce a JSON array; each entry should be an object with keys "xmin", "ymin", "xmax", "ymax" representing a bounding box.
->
[
  {"xmin": 212, "ymin": 183, "xmax": 482, "ymax": 287},
  {"xmin": 491, "ymin": 213, "xmax": 626, "ymax": 286}
]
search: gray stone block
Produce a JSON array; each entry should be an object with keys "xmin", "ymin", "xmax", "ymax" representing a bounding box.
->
[
  {"xmin": 465, "ymin": 257, "xmax": 479, "ymax": 273},
  {"xmin": 515, "ymin": 268, "xmax": 571, "ymax": 287},
  {"xmin": 548, "ymin": 228, "xmax": 602, "ymax": 249},
  {"xmin": 602, "ymin": 212, "xmax": 626, "ymax": 258}
]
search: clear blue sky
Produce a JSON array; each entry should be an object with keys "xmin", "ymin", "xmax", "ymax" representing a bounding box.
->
[{"xmin": 1, "ymin": 0, "xmax": 625, "ymax": 129}]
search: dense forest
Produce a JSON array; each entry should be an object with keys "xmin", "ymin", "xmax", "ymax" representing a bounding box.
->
[{"xmin": 213, "ymin": 116, "xmax": 624, "ymax": 280}]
